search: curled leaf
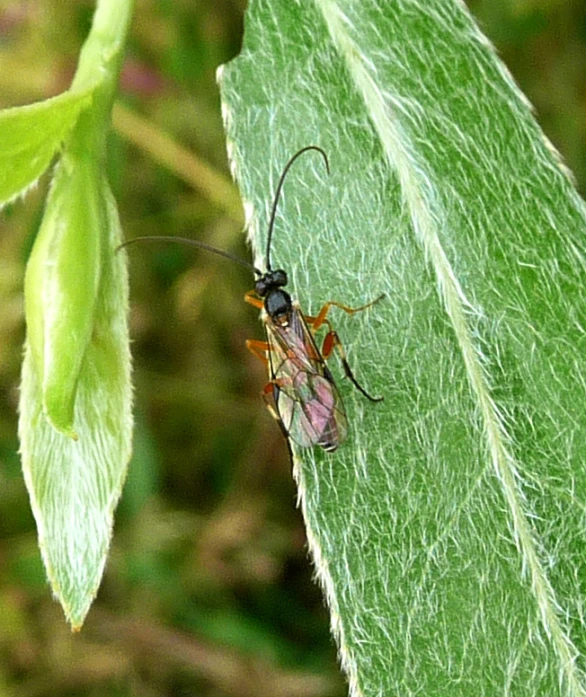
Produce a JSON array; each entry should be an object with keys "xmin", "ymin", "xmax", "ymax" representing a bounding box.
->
[
  {"xmin": 24, "ymin": 153, "xmax": 102, "ymax": 437},
  {"xmin": 16, "ymin": 0, "xmax": 135, "ymax": 627},
  {"xmin": 19, "ymin": 178, "xmax": 132, "ymax": 628}
]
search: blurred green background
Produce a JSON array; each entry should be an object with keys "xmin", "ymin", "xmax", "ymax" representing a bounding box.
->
[{"xmin": 0, "ymin": 1, "xmax": 584, "ymax": 695}]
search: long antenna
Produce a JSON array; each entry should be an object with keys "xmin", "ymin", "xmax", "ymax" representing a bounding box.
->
[
  {"xmin": 117, "ymin": 236, "xmax": 262, "ymax": 276},
  {"xmin": 265, "ymin": 145, "xmax": 330, "ymax": 271}
]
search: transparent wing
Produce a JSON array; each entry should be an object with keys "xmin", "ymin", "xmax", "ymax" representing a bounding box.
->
[{"xmin": 266, "ymin": 308, "xmax": 348, "ymax": 451}]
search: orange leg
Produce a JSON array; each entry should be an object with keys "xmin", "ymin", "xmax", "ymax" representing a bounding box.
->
[
  {"xmin": 246, "ymin": 339, "xmax": 270, "ymax": 366},
  {"xmin": 243, "ymin": 291, "xmax": 293, "ymax": 449},
  {"xmin": 244, "ymin": 292, "xmax": 268, "ymax": 363},
  {"xmin": 305, "ymin": 294, "xmax": 384, "ymax": 332},
  {"xmin": 321, "ymin": 331, "xmax": 337, "ymax": 360},
  {"xmin": 305, "ymin": 295, "xmax": 384, "ymax": 403},
  {"xmin": 261, "ymin": 381, "xmax": 294, "ymax": 443},
  {"xmin": 247, "ymin": 289, "xmax": 383, "ymax": 403},
  {"xmin": 244, "ymin": 290, "xmax": 263, "ymax": 309},
  {"xmin": 244, "ymin": 294, "xmax": 289, "ymax": 429},
  {"xmin": 318, "ymin": 329, "xmax": 383, "ymax": 402},
  {"xmin": 250, "ymin": 347, "xmax": 292, "ymax": 443}
]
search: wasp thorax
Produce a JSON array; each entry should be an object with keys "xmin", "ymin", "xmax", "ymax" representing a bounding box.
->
[
  {"xmin": 265, "ymin": 288, "xmax": 292, "ymax": 323},
  {"xmin": 255, "ymin": 269, "xmax": 288, "ymax": 297}
]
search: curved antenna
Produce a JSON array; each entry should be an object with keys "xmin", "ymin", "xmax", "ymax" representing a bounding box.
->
[
  {"xmin": 265, "ymin": 145, "xmax": 330, "ymax": 271},
  {"xmin": 117, "ymin": 236, "xmax": 262, "ymax": 276}
]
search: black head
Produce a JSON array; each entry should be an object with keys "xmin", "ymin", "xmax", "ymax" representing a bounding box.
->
[{"xmin": 254, "ymin": 268, "xmax": 288, "ymax": 297}]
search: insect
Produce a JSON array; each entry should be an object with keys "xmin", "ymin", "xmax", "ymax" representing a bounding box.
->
[{"xmin": 119, "ymin": 146, "xmax": 383, "ymax": 452}]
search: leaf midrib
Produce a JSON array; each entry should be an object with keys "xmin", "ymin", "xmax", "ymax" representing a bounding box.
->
[{"xmin": 314, "ymin": 0, "xmax": 585, "ymax": 692}]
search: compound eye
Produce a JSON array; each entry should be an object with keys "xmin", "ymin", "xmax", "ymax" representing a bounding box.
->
[
  {"xmin": 273, "ymin": 269, "xmax": 288, "ymax": 287},
  {"xmin": 255, "ymin": 278, "xmax": 268, "ymax": 297}
]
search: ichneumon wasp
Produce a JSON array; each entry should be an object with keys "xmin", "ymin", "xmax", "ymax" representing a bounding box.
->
[{"xmin": 119, "ymin": 145, "xmax": 383, "ymax": 452}]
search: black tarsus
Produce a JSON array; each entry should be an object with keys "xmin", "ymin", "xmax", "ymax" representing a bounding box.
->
[
  {"xmin": 264, "ymin": 145, "xmax": 330, "ymax": 271},
  {"xmin": 339, "ymin": 355, "xmax": 384, "ymax": 403}
]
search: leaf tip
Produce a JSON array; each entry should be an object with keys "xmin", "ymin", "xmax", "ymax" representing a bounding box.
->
[{"xmin": 43, "ymin": 393, "xmax": 78, "ymax": 440}]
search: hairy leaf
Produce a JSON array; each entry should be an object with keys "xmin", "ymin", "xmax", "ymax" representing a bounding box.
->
[
  {"xmin": 24, "ymin": 152, "xmax": 102, "ymax": 437},
  {"xmin": 17, "ymin": 0, "xmax": 134, "ymax": 627},
  {"xmin": 219, "ymin": 1, "xmax": 586, "ymax": 694},
  {"xmin": 0, "ymin": 91, "xmax": 91, "ymax": 207},
  {"xmin": 19, "ymin": 180, "xmax": 132, "ymax": 627}
]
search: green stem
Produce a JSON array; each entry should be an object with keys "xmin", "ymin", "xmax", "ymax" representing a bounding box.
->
[{"xmin": 69, "ymin": 0, "xmax": 134, "ymax": 155}]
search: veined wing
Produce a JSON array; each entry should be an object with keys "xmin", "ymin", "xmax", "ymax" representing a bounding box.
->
[{"xmin": 265, "ymin": 306, "xmax": 348, "ymax": 451}]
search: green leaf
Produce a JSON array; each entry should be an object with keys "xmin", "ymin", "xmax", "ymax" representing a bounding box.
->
[
  {"xmin": 19, "ymin": 179, "xmax": 132, "ymax": 628},
  {"xmin": 24, "ymin": 152, "xmax": 102, "ymax": 437},
  {"xmin": 17, "ymin": 0, "xmax": 134, "ymax": 628},
  {"xmin": 0, "ymin": 91, "xmax": 92, "ymax": 207},
  {"xmin": 219, "ymin": 1, "xmax": 586, "ymax": 694}
]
